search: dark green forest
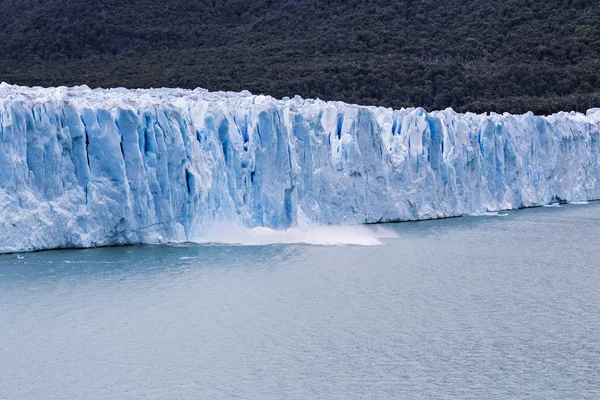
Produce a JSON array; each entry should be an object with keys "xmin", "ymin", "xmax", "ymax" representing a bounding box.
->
[{"xmin": 0, "ymin": 0, "xmax": 599, "ymax": 114}]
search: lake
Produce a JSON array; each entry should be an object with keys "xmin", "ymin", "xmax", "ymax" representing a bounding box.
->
[{"xmin": 1, "ymin": 203, "xmax": 599, "ymax": 399}]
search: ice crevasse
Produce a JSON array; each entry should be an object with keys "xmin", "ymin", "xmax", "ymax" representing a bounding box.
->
[{"xmin": 0, "ymin": 83, "xmax": 599, "ymax": 252}]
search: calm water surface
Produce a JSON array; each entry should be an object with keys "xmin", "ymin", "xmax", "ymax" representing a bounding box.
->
[{"xmin": 1, "ymin": 203, "xmax": 599, "ymax": 399}]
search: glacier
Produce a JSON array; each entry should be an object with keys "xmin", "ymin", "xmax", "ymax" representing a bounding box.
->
[{"xmin": 0, "ymin": 83, "xmax": 599, "ymax": 253}]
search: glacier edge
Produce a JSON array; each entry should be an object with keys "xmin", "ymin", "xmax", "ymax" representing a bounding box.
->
[{"xmin": 1, "ymin": 83, "xmax": 599, "ymax": 253}]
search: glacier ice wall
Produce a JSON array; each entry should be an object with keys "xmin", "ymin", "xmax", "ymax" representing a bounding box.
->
[{"xmin": 1, "ymin": 83, "xmax": 599, "ymax": 252}]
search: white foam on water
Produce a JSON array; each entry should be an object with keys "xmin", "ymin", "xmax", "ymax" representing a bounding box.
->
[
  {"xmin": 570, "ymin": 201, "xmax": 589, "ymax": 205},
  {"xmin": 543, "ymin": 203, "xmax": 561, "ymax": 208},
  {"xmin": 196, "ymin": 224, "xmax": 398, "ymax": 246},
  {"xmin": 469, "ymin": 211, "xmax": 509, "ymax": 217}
]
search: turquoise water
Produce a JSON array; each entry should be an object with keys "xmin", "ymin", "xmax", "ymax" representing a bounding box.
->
[{"xmin": 1, "ymin": 203, "xmax": 599, "ymax": 399}]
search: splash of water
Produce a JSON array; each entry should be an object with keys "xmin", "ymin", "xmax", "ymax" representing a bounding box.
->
[{"xmin": 196, "ymin": 224, "xmax": 398, "ymax": 246}]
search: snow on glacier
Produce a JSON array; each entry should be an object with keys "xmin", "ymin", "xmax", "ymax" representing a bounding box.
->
[{"xmin": 0, "ymin": 83, "xmax": 599, "ymax": 252}]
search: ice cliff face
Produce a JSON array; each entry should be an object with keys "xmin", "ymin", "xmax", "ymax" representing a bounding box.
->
[{"xmin": 1, "ymin": 83, "xmax": 599, "ymax": 252}]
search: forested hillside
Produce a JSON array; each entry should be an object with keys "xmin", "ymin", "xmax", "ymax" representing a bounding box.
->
[{"xmin": 0, "ymin": 0, "xmax": 599, "ymax": 114}]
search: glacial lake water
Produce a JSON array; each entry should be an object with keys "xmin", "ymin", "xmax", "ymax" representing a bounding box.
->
[{"xmin": 1, "ymin": 203, "xmax": 599, "ymax": 399}]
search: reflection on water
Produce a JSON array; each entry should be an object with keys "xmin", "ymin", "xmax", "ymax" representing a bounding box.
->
[{"xmin": 1, "ymin": 203, "xmax": 599, "ymax": 399}]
